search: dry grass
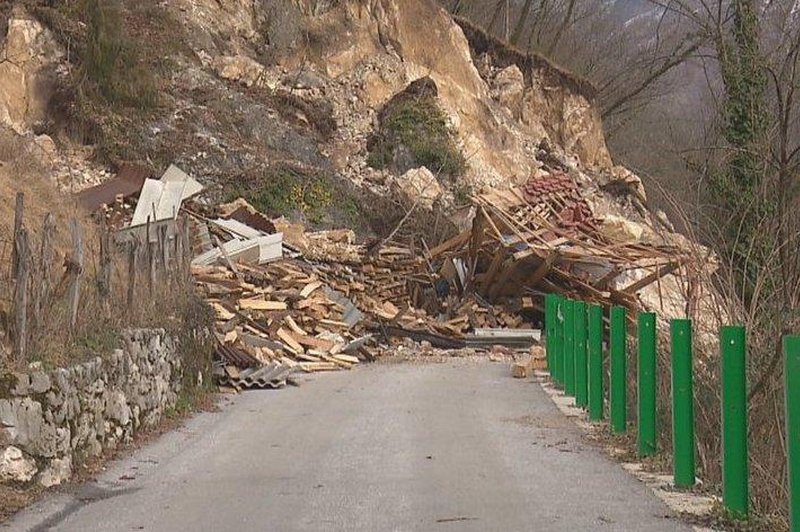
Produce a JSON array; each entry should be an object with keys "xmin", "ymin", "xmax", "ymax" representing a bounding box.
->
[{"xmin": 0, "ymin": 128, "xmax": 213, "ymax": 378}]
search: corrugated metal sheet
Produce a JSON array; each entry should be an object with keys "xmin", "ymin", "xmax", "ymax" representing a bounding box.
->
[{"xmin": 130, "ymin": 166, "xmax": 205, "ymax": 228}]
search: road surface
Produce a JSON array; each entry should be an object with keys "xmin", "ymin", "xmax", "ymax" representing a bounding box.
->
[{"xmin": 6, "ymin": 360, "xmax": 690, "ymax": 531}]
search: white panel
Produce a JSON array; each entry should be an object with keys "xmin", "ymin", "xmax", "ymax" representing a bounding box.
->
[{"xmin": 130, "ymin": 180, "xmax": 164, "ymax": 227}]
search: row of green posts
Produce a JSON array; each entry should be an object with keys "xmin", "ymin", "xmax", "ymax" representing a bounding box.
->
[{"xmin": 544, "ymin": 294, "xmax": 800, "ymax": 528}]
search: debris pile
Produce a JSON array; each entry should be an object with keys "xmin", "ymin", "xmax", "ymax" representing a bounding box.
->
[
  {"xmin": 425, "ymin": 172, "xmax": 692, "ymax": 314},
  {"xmin": 194, "ymin": 260, "xmax": 370, "ymax": 390},
  {"xmin": 75, "ymin": 163, "xmax": 701, "ymax": 392}
]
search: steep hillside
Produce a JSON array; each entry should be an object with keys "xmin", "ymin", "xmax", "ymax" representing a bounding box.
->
[{"xmin": 0, "ymin": 0, "xmax": 712, "ymax": 322}]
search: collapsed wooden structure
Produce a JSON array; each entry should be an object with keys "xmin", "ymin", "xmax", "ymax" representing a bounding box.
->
[{"xmin": 425, "ymin": 173, "xmax": 691, "ymax": 314}]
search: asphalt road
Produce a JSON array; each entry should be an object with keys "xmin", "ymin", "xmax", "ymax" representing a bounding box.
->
[{"xmin": 6, "ymin": 360, "xmax": 690, "ymax": 531}]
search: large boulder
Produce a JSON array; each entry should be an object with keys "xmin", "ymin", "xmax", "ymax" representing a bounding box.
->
[
  {"xmin": 38, "ymin": 455, "xmax": 71, "ymax": 488},
  {"xmin": 600, "ymin": 214, "xmax": 646, "ymax": 244},
  {"xmin": 392, "ymin": 166, "xmax": 443, "ymax": 210},
  {"xmin": 0, "ymin": 446, "xmax": 37, "ymax": 483}
]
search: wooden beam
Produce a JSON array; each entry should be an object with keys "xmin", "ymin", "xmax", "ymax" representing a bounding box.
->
[
  {"xmin": 527, "ymin": 252, "xmax": 559, "ymax": 287},
  {"xmin": 621, "ymin": 262, "xmax": 680, "ymax": 294},
  {"xmin": 426, "ymin": 229, "xmax": 470, "ymax": 258}
]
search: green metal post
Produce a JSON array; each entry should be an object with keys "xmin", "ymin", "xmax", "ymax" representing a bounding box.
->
[
  {"xmin": 554, "ymin": 296, "xmax": 564, "ymax": 386},
  {"xmin": 671, "ymin": 319, "xmax": 695, "ymax": 487},
  {"xmin": 563, "ymin": 299, "xmax": 575, "ymax": 396},
  {"xmin": 638, "ymin": 312, "xmax": 657, "ymax": 457},
  {"xmin": 574, "ymin": 301, "xmax": 588, "ymax": 408},
  {"xmin": 545, "ymin": 294, "xmax": 556, "ymax": 374},
  {"xmin": 785, "ymin": 335, "xmax": 800, "ymax": 531},
  {"xmin": 588, "ymin": 304, "xmax": 604, "ymax": 421},
  {"xmin": 610, "ymin": 306, "xmax": 627, "ymax": 433},
  {"xmin": 721, "ymin": 326, "xmax": 748, "ymax": 519}
]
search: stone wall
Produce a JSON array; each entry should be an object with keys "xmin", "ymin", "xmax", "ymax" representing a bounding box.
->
[{"xmin": 0, "ymin": 329, "xmax": 182, "ymax": 487}]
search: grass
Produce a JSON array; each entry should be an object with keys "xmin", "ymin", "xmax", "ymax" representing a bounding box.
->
[
  {"xmin": 226, "ymin": 164, "xmax": 367, "ymax": 230},
  {"xmin": 367, "ymin": 92, "xmax": 466, "ymax": 180}
]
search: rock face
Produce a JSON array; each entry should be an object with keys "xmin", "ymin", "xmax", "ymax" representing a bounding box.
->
[
  {"xmin": 0, "ymin": 7, "xmax": 63, "ymax": 133},
  {"xmin": 0, "ymin": 329, "xmax": 182, "ymax": 487},
  {"xmin": 213, "ymin": 55, "xmax": 270, "ymax": 88},
  {"xmin": 257, "ymin": 0, "xmax": 614, "ymax": 188},
  {"xmin": 491, "ymin": 65, "xmax": 525, "ymax": 112}
]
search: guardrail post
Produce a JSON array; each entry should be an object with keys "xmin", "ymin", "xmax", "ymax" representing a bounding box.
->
[
  {"xmin": 563, "ymin": 299, "xmax": 576, "ymax": 396},
  {"xmin": 553, "ymin": 296, "xmax": 564, "ymax": 385},
  {"xmin": 784, "ymin": 335, "xmax": 800, "ymax": 530},
  {"xmin": 671, "ymin": 319, "xmax": 695, "ymax": 487},
  {"xmin": 638, "ymin": 312, "xmax": 657, "ymax": 457},
  {"xmin": 610, "ymin": 306, "xmax": 627, "ymax": 433},
  {"xmin": 545, "ymin": 293, "xmax": 557, "ymax": 374},
  {"xmin": 575, "ymin": 301, "xmax": 588, "ymax": 408},
  {"xmin": 722, "ymin": 325, "xmax": 748, "ymax": 519},
  {"xmin": 588, "ymin": 304, "xmax": 604, "ymax": 421}
]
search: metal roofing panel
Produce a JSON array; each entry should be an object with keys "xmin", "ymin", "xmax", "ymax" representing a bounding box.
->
[
  {"xmin": 75, "ymin": 163, "xmax": 151, "ymax": 211},
  {"xmin": 130, "ymin": 179, "xmax": 164, "ymax": 227},
  {"xmin": 160, "ymin": 164, "xmax": 204, "ymax": 199}
]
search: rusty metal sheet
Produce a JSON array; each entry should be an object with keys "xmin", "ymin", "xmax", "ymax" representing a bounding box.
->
[{"xmin": 75, "ymin": 163, "xmax": 151, "ymax": 211}]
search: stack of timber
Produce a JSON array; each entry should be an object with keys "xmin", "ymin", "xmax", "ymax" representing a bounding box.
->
[{"xmin": 195, "ymin": 260, "xmax": 369, "ymax": 390}]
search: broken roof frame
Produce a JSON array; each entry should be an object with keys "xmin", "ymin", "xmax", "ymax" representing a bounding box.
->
[{"xmin": 426, "ymin": 173, "xmax": 691, "ymax": 313}]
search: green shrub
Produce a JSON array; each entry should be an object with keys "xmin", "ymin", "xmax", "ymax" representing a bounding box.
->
[
  {"xmin": 83, "ymin": 0, "xmax": 157, "ymax": 109},
  {"xmin": 367, "ymin": 92, "xmax": 466, "ymax": 179},
  {"xmin": 230, "ymin": 166, "xmax": 334, "ymax": 225}
]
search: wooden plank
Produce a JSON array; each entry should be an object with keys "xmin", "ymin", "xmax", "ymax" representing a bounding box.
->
[
  {"xmin": 293, "ymin": 334, "xmax": 335, "ymax": 352},
  {"xmin": 299, "ymin": 281, "xmax": 323, "ymax": 298},
  {"xmin": 333, "ymin": 354, "xmax": 360, "ymax": 364},
  {"xmin": 620, "ymin": 262, "xmax": 680, "ymax": 294},
  {"xmin": 298, "ymin": 362, "xmax": 339, "ymax": 372},
  {"xmin": 277, "ymin": 327, "xmax": 304, "ymax": 353},
  {"xmin": 426, "ymin": 229, "xmax": 470, "ymax": 258},
  {"xmin": 239, "ymin": 299, "xmax": 287, "ymax": 311},
  {"xmin": 285, "ymin": 316, "xmax": 308, "ymax": 336}
]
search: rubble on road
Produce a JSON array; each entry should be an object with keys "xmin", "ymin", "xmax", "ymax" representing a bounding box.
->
[{"xmin": 84, "ymin": 163, "xmax": 705, "ymax": 392}]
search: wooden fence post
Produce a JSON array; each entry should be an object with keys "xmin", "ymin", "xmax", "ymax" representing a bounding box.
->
[
  {"xmin": 146, "ymin": 219, "xmax": 154, "ymax": 297},
  {"xmin": 67, "ymin": 219, "xmax": 83, "ymax": 331},
  {"xmin": 11, "ymin": 192, "xmax": 24, "ymax": 278},
  {"xmin": 13, "ymin": 227, "xmax": 29, "ymax": 362},
  {"xmin": 182, "ymin": 218, "xmax": 191, "ymax": 279},
  {"xmin": 99, "ymin": 226, "xmax": 112, "ymax": 315},
  {"xmin": 127, "ymin": 239, "xmax": 138, "ymax": 310},
  {"xmin": 32, "ymin": 213, "xmax": 55, "ymax": 329},
  {"xmin": 159, "ymin": 224, "xmax": 169, "ymax": 280},
  {"xmin": 175, "ymin": 222, "xmax": 184, "ymax": 285}
]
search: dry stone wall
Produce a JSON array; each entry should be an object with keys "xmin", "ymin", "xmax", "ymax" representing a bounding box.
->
[{"xmin": 0, "ymin": 329, "xmax": 182, "ymax": 487}]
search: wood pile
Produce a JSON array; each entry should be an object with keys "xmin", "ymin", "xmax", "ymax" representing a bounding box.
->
[{"xmin": 194, "ymin": 259, "xmax": 371, "ymax": 390}]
